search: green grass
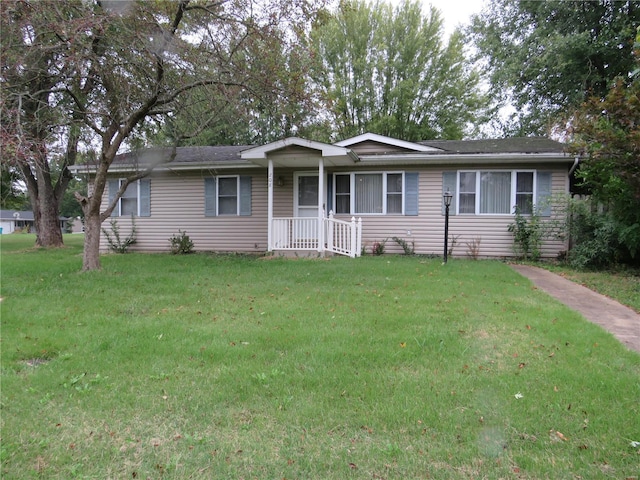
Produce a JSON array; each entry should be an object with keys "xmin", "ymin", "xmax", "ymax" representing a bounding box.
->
[
  {"xmin": 537, "ymin": 263, "xmax": 640, "ymax": 313},
  {"xmin": 2, "ymin": 234, "xmax": 639, "ymax": 479}
]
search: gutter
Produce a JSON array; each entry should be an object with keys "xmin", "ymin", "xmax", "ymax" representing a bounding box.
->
[{"xmin": 357, "ymin": 152, "xmax": 573, "ymax": 166}]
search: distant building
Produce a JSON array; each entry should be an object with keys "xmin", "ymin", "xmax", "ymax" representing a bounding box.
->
[{"xmin": 0, "ymin": 210, "xmax": 72, "ymax": 234}]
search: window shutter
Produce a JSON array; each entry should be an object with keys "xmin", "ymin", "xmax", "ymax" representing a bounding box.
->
[
  {"xmin": 139, "ymin": 179, "xmax": 151, "ymax": 217},
  {"xmin": 442, "ymin": 171, "xmax": 457, "ymax": 215},
  {"xmin": 108, "ymin": 179, "xmax": 120, "ymax": 217},
  {"xmin": 536, "ymin": 171, "xmax": 552, "ymax": 216},
  {"xmin": 404, "ymin": 172, "xmax": 419, "ymax": 216},
  {"xmin": 204, "ymin": 177, "xmax": 217, "ymax": 217},
  {"xmin": 239, "ymin": 176, "xmax": 252, "ymax": 216}
]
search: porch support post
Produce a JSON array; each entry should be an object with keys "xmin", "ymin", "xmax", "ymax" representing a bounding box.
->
[
  {"xmin": 318, "ymin": 158, "xmax": 325, "ymax": 253},
  {"xmin": 268, "ymin": 159, "xmax": 274, "ymax": 252}
]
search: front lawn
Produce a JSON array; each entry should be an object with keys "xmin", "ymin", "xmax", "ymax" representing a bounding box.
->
[
  {"xmin": 1, "ymin": 235, "xmax": 639, "ymax": 479},
  {"xmin": 537, "ymin": 262, "xmax": 640, "ymax": 313}
]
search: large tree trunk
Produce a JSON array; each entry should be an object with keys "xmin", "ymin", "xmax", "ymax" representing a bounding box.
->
[
  {"xmin": 82, "ymin": 210, "xmax": 102, "ymax": 271},
  {"xmin": 21, "ymin": 162, "xmax": 65, "ymax": 248},
  {"xmin": 34, "ymin": 192, "xmax": 64, "ymax": 247}
]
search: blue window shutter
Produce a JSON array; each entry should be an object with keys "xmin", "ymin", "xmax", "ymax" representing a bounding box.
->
[
  {"xmin": 442, "ymin": 171, "xmax": 457, "ymax": 215},
  {"xmin": 239, "ymin": 176, "xmax": 252, "ymax": 216},
  {"xmin": 536, "ymin": 171, "xmax": 552, "ymax": 216},
  {"xmin": 108, "ymin": 179, "xmax": 119, "ymax": 217},
  {"xmin": 139, "ymin": 179, "xmax": 151, "ymax": 217},
  {"xmin": 204, "ymin": 177, "xmax": 217, "ymax": 217},
  {"xmin": 404, "ymin": 172, "xmax": 419, "ymax": 216}
]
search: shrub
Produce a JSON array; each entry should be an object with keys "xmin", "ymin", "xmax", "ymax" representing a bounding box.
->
[
  {"xmin": 508, "ymin": 206, "xmax": 542, "ymax": 260},
  {"xmin": 169, "ymin": 230, "xmax": 195, "ymax": 254},
  {"xmin": 371, "ymin": 239, "xmax": 387, "ymax": 255},
  {"xmin": 465, "ymin": 236, "xmax": 481, "ymax": 260},
  {"xmin": 567, "ymin": 199, "xmax": 625, "ymax": 269},
  {"xmin": 391, "ymin": 236, "xmax": 415, "ymax": 255},
  {"xmin": 102, "ymin": 216, "xmax": 136, "ymax": 253}
]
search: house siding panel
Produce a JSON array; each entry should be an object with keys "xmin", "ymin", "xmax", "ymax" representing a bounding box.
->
[
  {"xmin": 330, "ymin": 165, "xmax": 568, "ymax": 258},
  {"xmin": 100, "ymin": 161, "xmax": 569, "ymax": 259},
  {"xmin": 101, "ymin": 170, "xmax": 269, "ymax": 253}
]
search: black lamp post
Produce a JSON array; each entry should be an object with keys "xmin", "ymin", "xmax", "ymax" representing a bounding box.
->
[{"xmin": 443, "ymin": 188, "xmax": 452, "ymax": 263}]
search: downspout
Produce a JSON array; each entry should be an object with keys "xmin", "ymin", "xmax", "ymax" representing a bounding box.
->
[{"xmin": 569, "ymin": 156, "xmax": 580, "ymax": 176}]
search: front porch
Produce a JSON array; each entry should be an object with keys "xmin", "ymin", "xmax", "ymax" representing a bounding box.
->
[{"xmin": 241, "ymin": 137, "xmax": 363, "ymax": 258}]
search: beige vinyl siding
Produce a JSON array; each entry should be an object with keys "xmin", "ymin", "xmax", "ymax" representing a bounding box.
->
[
  {"xmin": 101, "ymin": 170, "xmax": 269, "ymax": 253},
  {"xmin": 100, "ymin": 163, "xmax": 569, "ymax": 258},
  {"xmin": 330, "ymin": 165, "xmax": 568, "ymax": 258}
]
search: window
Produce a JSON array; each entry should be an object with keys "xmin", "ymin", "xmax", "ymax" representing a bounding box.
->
[
  {"xmin": 332, "ymin": 172, "xmax": 415, "ymax": 215},
  {"xmin": 444, "ymin": 170, "xmax": 551, "ymax": 216},
  {"xmin": 218, "ymin": 177, "xmax": 239, "ymax": 215},
  {"xmin": 204, "ymin": 176, "xmax": 252, "ymax": 217},
  {"xmin": 335, "ymin": 174, "xmax": 350, "ymax": 214},
  {"xmin": 108, "ymin": 179, "xmax": 150, "ymax": 217},
  {"xmin": 515, "ymin": 172, "xmax": 534, "ymax": 214},
  {"xmin": 459, "ymin": 172, "xmax": 476, "ymax": 214}
]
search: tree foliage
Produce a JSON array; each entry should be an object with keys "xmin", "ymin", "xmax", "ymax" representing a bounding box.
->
[
  {"xmin": 569, "ymin": 30, "xmax": 640, "ymax": 263},
  {"xmin": 1, "ymin": 0, "xmax": 320, "ymax": 270},
  {"xmin": 311, "ymin": 0, "xmax": 489, "ymax": 141},
  {"xmin": 469, "ymin": 0, "xmax": 640, "ymax": 135}
]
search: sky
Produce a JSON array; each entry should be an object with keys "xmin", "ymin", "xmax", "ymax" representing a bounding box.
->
[{"xmin": 388, "ymin": 0, "xmax": 488, "ymax": 37}]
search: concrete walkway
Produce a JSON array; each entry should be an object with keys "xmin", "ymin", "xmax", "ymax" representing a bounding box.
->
[{"xmin": 510, "ymin": 264, "xmax": 640, "ymax": 354}]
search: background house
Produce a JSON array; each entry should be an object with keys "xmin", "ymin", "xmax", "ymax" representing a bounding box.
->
[
  {"xmin": 0, "ymin": 210, "xmax": 73, "ymax": 235},
  {"xmin": 0, "ymin": 210, "xmax": 35, "ymax": 234}
]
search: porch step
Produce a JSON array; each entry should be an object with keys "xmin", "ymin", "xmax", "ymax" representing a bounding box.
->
[{"xmin": 273, "ymin": 250, "xmax": 334, "ymax": 258}]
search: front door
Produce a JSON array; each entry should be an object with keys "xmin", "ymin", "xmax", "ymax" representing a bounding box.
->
[
  {"xmin": 294, "ymin": 173, "xmax": 322, "ymax": 245},
  {"xmin": 295, "ymin": 173, "xmax": 319, "ymax": 219}
]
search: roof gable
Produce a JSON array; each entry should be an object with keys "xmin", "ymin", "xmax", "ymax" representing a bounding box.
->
[
  {"xmin": 241, "ymin": 137, "xmax": 350, "ymax": 159},
  {"xmin": 335, "ymin": 133, "xmax": 442, "ymax": 153}
]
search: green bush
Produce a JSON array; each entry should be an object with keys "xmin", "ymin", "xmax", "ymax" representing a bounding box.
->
[
  {"xmin": 508, "ymin": 206, "xmax": 542, "ymax": 260},
  {"xmin": 102, "ymin": 216, "xmax": 136, "ymax": 253},
  {"xmin": 169, "ymin": 230, "xmax": 195, "ymax": 254},
  {"xmin": 567, "ymin": 199, "xmax": 625, "ymax": 269},
  {"xmin": 391, "ymin": 236, "xmax": 414, "ymax": 255}
]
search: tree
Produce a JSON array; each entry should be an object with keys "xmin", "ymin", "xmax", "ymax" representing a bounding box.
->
[
  {"xmin": 311, "ymin": 0, "xmax": 489, "ymax": 141},
  {"xmin": 168, "ymin": 23, "xmax": 323, "ymax": 146},
  {"xmin": 0, "ymin": 163, "xmax": 29, "ymax": 210},
  {"xmin": 1, "ymin": 0, "xmax": 320, "ymax": 270},
  {"xmin": 568, "ymin": 34, "xmax": 640, "ymax": 262},
  {"xmin": 469, "ymin": 0, "xmax": 640, "ymax": 136}
]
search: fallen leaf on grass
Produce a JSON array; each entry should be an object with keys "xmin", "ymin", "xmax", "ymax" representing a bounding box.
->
[{"xmin": 549, "ymin": 430, "xmax": 568, "ymax": 442}]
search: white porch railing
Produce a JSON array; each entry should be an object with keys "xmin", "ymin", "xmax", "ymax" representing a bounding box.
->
[
  {"xmin": 271, "ymin": 212, "xmax": 362, "ymax": 257},
  {"xmin": 325, "ymin": 212, "xmax": 362, "ymax": 258}
]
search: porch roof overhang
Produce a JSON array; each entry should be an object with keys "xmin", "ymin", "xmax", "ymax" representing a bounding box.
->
[{"xmin": 241, "ymin": 137, "xmax": 359, "ymax": 168}]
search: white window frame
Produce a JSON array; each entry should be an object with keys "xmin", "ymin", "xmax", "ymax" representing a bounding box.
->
[
  {"xmin": 216, "ymin": 175, "xmax": 240, "ymax": 216},
  {"xmin": 333, "ymin": 171, "xmax": 405, "ymax": 215},
  {"xmin": 116, "ymin": 179, "xmax": 141, "ymax": 217},
  {"xmin": 456, "ymin": 170, "xmax": 537, "ymax": 215}
]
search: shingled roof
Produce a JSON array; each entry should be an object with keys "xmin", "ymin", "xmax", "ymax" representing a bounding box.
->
[
  {"xmin": 113, "ymin": 145, "xmax": 253, "ymax": 166},
  {"xmin": 417, "ymin": 137, "xmax": 567, "ymax": 154},
  {"xmin": 109, "ymin": 137, "xmax": 567, "ymax": 169}
]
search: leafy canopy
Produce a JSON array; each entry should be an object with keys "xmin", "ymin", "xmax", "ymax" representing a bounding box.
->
[
  {"xmin": 469, "ymin": 0, "xmax": 640, "ymax": 135},
  {"xmin": 312, "ymin": 0, "xmax": 489, "ymax": 141}
]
